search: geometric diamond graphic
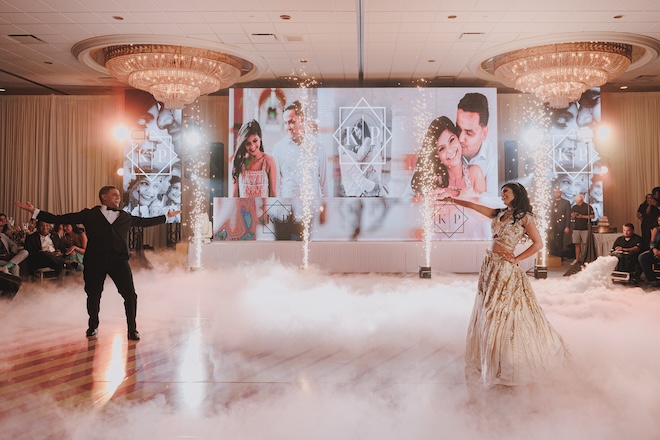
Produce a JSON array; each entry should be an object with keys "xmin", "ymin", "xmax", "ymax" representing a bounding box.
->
[
  {"xmin": 550, "ymin": 129, "xmax": 599, "ymax": 179},
  {"xmin": 333, "ymin": 97, "xmax": 392, "ymax": 176},
  {"xmin": 260, "ymin": 200, "xmax": 295, "ymax": 236},
  {"xmin": 433, "ymin": 200, "xmax": 469, "ymax": 238},
  {"xmin": 127, "ymin": 131, "xmax": 178, "ymax": 180}
]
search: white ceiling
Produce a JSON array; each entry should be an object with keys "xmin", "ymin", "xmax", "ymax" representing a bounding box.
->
[{"xmin": 1, "ymin": 0, "xmax": 660, "ymax": 95}]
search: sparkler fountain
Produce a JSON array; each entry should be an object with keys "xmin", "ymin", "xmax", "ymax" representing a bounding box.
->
[
  {"xmin": 412, "ymin": 80, "xmax": 435, "ymax": 278},
  {"xmin": 183, "ymin": 106, "xmax": 208, "ymax": 270},
  {"xmin": 295, "ymin": 74, "xmax": 318, "ymax": 270},
  {"xmin": 522, "ymin": 100, "xmax": 552, "ymax": 278}
]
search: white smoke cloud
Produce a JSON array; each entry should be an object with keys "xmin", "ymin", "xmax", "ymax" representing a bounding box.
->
[{"xmin": 1, "ymin": 255, "xmax": 659, "ymax": 439}]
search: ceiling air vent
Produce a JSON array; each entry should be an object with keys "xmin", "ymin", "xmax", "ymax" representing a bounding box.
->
[
  {"xmin": 634, "ymin": 74, "xmax": 658, "ymax": 81},
  {"xmin": 434, "ymin": 76, "xmax": 456, "ymax": 84},
  {"xmin": 250, "ymin": 33, "xmax": 278, "ymax": 43},
  {"xmin": 459, "ymin": 32, "xmax": 485, "ymax": 41},
  {"xmin": 6, "ymin": 34, "xmax": 46, "ymax": 44},
  {"xmin": 283, "ymin": 35, "xmax": 304, "ymax": 43}
]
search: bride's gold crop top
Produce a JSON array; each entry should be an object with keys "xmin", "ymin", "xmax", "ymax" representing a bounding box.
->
[{"xmin": 491, "ymin": 210, "xmax": 534, "ymax": 251}]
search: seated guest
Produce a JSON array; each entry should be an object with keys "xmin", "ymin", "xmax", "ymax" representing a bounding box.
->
[
  {"xmin": 62, "ymin": 224, "xmax": 86, "ymax": 271},
  {"xmin": 0, "ymin": 230, "xmax": 28, "ymax": 277},
  {"xmin": 0, "ymin": 213, "xmax": 9, "ymax": 234},
  {"xmin": 0, "ymin": 213, "xmax": 23, "ymax": 241},
  {"xmin": 610, "ymin": 223, "xmax": 642, "ymax": 281},
  {"xmin": 52, "ymin": 223, "xmax": 65, "ymax": 240},
  {"xmin": 24, "ymin": 221, "xmax": 77, "ymax": 276},
  {"xmin": 638, "ymin": 215, "xmax": 660, "ymax": 286}
]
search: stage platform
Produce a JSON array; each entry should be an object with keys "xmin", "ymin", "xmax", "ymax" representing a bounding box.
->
[{"xmin": 189, "ymin": 241, "xmax": 536, "ymax": 274}]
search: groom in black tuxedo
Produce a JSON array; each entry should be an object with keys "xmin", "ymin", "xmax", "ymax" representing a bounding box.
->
[{"xmin": 16, "ymin": 185, "xmax": 180, "ymax": 341}]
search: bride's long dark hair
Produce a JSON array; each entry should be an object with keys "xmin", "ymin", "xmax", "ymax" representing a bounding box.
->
[
  {"xmin": 410, "ymin": 116, "xmax": 460, "ymax": 194},
  {"xmin": 231, "ymin": 120, "xmax": 264, "ymax": 184},
  {"xmin": 499, "ymin": 182, "xmax": 534, "ymax": 225}
]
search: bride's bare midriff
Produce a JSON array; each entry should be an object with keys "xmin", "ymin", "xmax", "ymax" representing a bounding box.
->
[{"xmin": 489, "ymin": 241, "xmax": 514, "ymax": 259}]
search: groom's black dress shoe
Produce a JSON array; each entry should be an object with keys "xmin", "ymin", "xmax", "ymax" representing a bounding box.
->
[{"xmin": 86, "ymin": 328, "xmax": 98, "ymax": 340}]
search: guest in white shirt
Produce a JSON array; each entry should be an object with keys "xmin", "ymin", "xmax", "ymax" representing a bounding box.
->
[
  {"xmin": 0, "ymin": 232, "xmax": 28, "ymax": 277},
  {"xmin": 23, "ymin": 221, "xmax": 71, "ymax": 276}
]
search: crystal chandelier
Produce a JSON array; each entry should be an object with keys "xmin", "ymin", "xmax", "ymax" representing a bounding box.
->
[
  {"xmin": 492, "ymin": 42, "xmax": 633, "ymax": 108},
  {"xmin": 103, "ymin": 44, "xmax": 244, "ymax": 109}
]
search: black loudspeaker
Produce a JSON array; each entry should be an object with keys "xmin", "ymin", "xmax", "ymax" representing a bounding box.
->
[
  {"xmin": 0, "ymin": 271, "xmax": 22, "ymax": 299},
  {"xmin": 534, "ymin": 265, "xmax": 548, "ymax": 279},
  {"xmin": 209, "ymin": 142, "xmax": 226, "ymax": 210},
  {"xmin": 504, "ymin": 140, "xmax": 518, "ymax": 181}
]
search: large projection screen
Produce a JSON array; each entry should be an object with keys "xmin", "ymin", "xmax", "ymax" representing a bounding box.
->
[{"xmin": 214, "ymin": 87, "xmax": 499, "ymax": 241}]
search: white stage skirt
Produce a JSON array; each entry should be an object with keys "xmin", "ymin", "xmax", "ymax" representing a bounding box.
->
[{"xmin": 190, "ymin": 241, "xmax": 536, "ymax": 274}]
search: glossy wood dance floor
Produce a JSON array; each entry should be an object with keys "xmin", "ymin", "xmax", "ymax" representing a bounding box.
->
[{"xmin": 0, "ymin": 310, "xmax": 466, "ymax": 439}]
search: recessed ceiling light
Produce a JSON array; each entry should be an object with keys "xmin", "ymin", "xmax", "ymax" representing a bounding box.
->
[
  {"xmin": 613, "ymin": 15, "xmax": 624, "ymax": 19},
  {"xmin": 112, "ymin": 16, "xmax": 124, "ymax": 21},
  {"xmin": 280, "ymin": 15, "xmax": 291, "ymax": 20},
  {"xmin": 44, "ymin": 61, "xmax": 52, "ymax": 64},
  {"xmin": 620, "ymin": 85, "xmax": 628, "ymax": 89},
  {"xmin": 0, "ymin": 88, "xmax": 5, "ymax": 92},
  {"xmin": 448, "ymin": 15, "xmax": 457, "ymax": 19},
  {"xmin": 427, "ymin": 59, "xmax": 436, "ymax": 63},
  {"xmin": 300, "ymin": 59, "xmax": 307, "ymax": 63}
]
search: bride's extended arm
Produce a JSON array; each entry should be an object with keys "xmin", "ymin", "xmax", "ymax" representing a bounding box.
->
[{"xmin": 446, "ymin": 197, "xmax": 498, "ymax": 218}]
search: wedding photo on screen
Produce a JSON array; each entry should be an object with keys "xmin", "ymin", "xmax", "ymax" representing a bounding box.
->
[
  {"xmin": 213, "ymin": 87, "xmax": 499, "ymax": 242},
  {"xmin": 122, "ymin": 91, "xmax": 182, "ymax": 224}
]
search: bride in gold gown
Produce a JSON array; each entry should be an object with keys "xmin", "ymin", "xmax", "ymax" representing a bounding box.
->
[{"xmin": 447, "ymin": 182, "xmax": 567, "ymax": 391}]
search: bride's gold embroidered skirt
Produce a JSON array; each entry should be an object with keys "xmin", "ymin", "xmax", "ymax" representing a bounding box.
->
[{"xmin": 465, "ymin": 251, "xmax": 567, "ymax": 388}]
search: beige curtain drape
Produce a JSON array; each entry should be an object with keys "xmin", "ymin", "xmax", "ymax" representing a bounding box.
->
[
  {"xmin": 1, "ymin": 95, "xmax": 123, "ymax": 226},
  {"xmin": 601, "ymin": 92, "xmax": 660, "ymax": 230}
]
